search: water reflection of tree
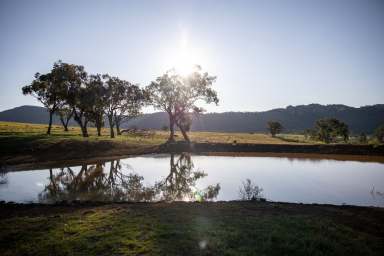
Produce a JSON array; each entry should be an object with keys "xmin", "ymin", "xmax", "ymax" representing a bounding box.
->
[
  {"xmin": 39, "ymin": 154, "xmax": 220, "ymax": 203},
  {"xmin": 156, "ymin": 153, "xmax": 220, "ymax": 201},
  {"xmin": 0, "ymin": 171, "xmax": 7, "ymax": 185},
  {"xmin": 39, "ymin": 160, "xmax": 157, "ymax": 203}
]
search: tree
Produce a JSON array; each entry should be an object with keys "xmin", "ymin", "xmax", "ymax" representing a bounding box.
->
[
  {"xmin": 102, "ymin": 75, "xmax": 130, "ymax": 138},
  {"xmin": 267, "ymin": 121, "xmax": 283, "ymax": 137},
  {"xmin": 359, "ymin": 133, "xmax": 367, "ymax": 144},
  {"xmin": 57, "ymin": 106, "xmax": 73, "ymax": 132},
  {"xmin": 114, "ymin": 84, "xmax": 146, "ymax": 135},
  {"xmin": 58, "ymin": 62, "xmax": 90, "ymax": 137},
  {"xmin": 314, "ymin": 118, "xmax": 349, "ymax": 143},
  {"xmin": 146, "ymin": 66, "xmax": 218, "ymax": 142},
  {"xmin": 374, "ymin": 124, "xmax": 384, "ymax": 143},
  {"xmin": 87, "ymin": 74, "xmax": 107, "ymax": 136},
  {"xmin": 22, "ymin": 61, "xmax": 68, "ymax": 134}
]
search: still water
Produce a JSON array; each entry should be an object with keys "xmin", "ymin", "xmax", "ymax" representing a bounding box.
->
[{"xmin": 0, "ymin": 154, "xmax": 383, "ymax": 207}]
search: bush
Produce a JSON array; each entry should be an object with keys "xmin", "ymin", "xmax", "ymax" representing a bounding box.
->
[{"xmin": 239, "ymin": 179, "xmax": 264, "ymax": 201}]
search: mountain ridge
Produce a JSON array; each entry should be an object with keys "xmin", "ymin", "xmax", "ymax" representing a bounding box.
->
[{"xmin": 1, "ymin": 104, "xmax": 383, "ymax": 134}]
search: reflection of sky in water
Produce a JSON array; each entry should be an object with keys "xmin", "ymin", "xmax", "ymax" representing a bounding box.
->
[{"xmin": 0, "ymin": 154, "xmax": 383, "ymax": 207}]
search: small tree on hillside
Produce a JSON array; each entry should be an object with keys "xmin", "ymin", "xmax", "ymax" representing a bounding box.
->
[
  {"xmin": 315, "ymin": 118, "xmax": 349, "ymax": 143},
  {"xmin": 146, "ymin": 66, "xmax": 218, "ymax": 143},
  {"xmin": 267, "ymin": 121, "xmax": 283, "ymax": 137},
  {"xmin": 374, "ymin": 124, "xmax": 384, "ymax": 143}
]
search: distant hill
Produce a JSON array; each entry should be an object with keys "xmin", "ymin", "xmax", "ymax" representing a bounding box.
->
[
  {"xmin": 1, "ymin": 104, "xmax": 383, "ymax": 134},
  {"xmin": 0, "ymin": 105, "xmax": 77, "ymax": 126}
]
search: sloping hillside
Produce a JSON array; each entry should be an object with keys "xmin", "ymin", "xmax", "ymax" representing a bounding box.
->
[{"xmin": 1, "ymin": 104, "xmax": 383, "ymax": 133}]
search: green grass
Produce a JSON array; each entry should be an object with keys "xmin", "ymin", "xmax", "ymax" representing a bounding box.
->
[
  {"xmin": 277, "ymin": 133, "xmax": 380, "ymax": 145},
  {"xmin": 0, "ymin": 202, "xmax": 383, "ymax": 256},
  {"xmin": 0, "ymin": 121, "xmax": 298, "ymax": 155}
]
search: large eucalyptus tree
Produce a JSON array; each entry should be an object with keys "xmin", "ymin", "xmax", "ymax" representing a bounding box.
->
[
  {"xmin": 22, "ymin": 61, "xmax": 69, "ymax": 134},
  {"xmin": 146, "ymin": 66, "xmax": 219, "ymax": 142}
]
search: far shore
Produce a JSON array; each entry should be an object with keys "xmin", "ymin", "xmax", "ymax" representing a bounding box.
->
[
  {"xmin": 1, "ymin": 121, "xmax": 384, "ymax": 169},
  {"xmin": 2, "ymin": 141, "xmax": 384, "ymax": 171}
]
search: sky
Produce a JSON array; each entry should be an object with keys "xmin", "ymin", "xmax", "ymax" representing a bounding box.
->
[{"xmin": 0, "ymin": 0, "xmax": 383, "ymax": 113}]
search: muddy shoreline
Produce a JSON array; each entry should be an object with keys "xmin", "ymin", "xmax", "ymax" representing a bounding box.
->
[
  {"xmin": 161, "ymin": 142, "xmax": 384, "ymax": 155},
  {"xmin": 1, "ymin": 141, "xmax": 384, "ymax": 170}
]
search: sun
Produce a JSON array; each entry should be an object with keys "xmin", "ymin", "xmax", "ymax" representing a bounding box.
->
[
  {"xmin": 160, "ymin": 30, "xmax": 207, "ymax": 76},
  {"xmin": 173, "ymin": 51, "xmax": 198, "ymax": 76}
]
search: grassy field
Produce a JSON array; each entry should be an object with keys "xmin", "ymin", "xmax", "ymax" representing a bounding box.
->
[
  {"xmin": 2, "ymin": 121, "xmax": 382, "ymax": 167},
  {"xmin": 0, "ymin": 202, "xmax": 383, "ymax": 256},
  {"xmin": 0, "ymin": 121, "xmax": 295, "ymax": 154}
]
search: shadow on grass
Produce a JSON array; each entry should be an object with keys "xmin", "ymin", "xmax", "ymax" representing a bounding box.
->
[
  {"xmin": 146, "ymin": 204, "xmax": 384, "ymax": 255},
  {"xmin": 0, "ymin": 132, "xmax": 84, "ymax": 154},
  {"xmin": 0, "ymin": 203, "xmax": 383, "ymax": 255}
]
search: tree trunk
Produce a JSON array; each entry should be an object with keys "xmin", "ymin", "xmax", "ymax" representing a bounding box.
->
[
  {"xmin": 80, "ymin": 124, "xmax": 89, "ymax": 137},
  {"xmin": 47, "ymin": 110, "xmax": 53, "ymax": 135},
  {"xmin": 108, "ymin": 114, "xmax": 115, "ymax": 138},
  {"xmin": 115, "ymin": 116, "xmax": 121, "ymax": 135},
  {"xmin": 60, "ymin": 116, "xmax": 69, "ymax": 131},
  {"xmin": 95, "ymin": 116, "xmax": 102, "ymax": 136},
  {"xmin": 177, "ymin": 124, "xmax": 190, "ymax": 143},
  {"xmin": 84, "ymin": 120, "xmax": 89, "ymax": 137},
  {"xmin": 73, "ymin": 110, "xmax": 88, "ymax": 137},
  {"xmin": 168, "ymin": 114, "xmax": 175, "ymax": 142}
]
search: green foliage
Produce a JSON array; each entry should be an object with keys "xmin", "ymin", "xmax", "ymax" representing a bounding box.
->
[
  {"xmin": 267, "ymin": 121, "xmax": 283, "ymax": 137},
  {"xmin": 315, "ymin": 118, "xmax": 349, "ymax": 143},
  {"xmin": 21, "ymin": 60, "xmax": 77, "ymax": 134},
  {"xmin": 146, "ymin": 66, "xmax": 218, "ymax": 142},
  {"xmin": 22, "ymin": 61, "xmax": 146, "ymax": 138}
]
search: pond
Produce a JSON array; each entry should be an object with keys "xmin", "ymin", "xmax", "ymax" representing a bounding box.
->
[{"xmin": 0, "ymin": 153, "xmax": 383, "ymax": 207}]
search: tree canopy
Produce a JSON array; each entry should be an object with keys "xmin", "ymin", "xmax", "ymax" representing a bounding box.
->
[
  {"xmin": 22, "ymin": 60, "xmax": 145, "ymax": 138},
  {"xmin": 146, "ymin": 66, "xmax": 218, "ymax": 142},
  {"xmin": 315, "ymin": 118, "xmax": 349, "ymax": 143},
  {"xmin": 267, "ymin": 121, "xmax": 283, "ymax": 137}
]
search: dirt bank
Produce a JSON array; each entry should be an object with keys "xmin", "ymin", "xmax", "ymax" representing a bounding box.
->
[
  {"xmin": 0, "ymin": 140, "xmax": 159, "ymax": 170},
  {"xmin": 161, "ymin": 142, "xmax": 384, "ymax": 155}
]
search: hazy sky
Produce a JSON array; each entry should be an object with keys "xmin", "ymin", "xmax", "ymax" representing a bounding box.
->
[{"xmin": 1, "ymin": 0, "xmax": 383, "ymax": 112}]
